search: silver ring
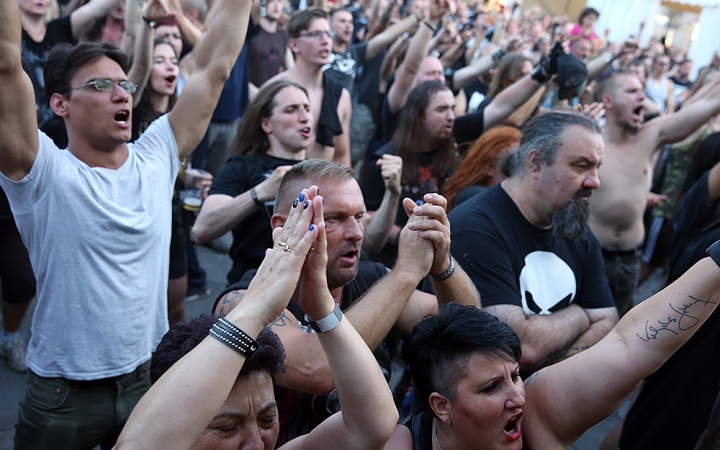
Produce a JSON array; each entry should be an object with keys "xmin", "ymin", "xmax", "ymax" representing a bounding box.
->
[{"xmin": 277, "ymin": 241, "xmax": 291, "ymax": 252}]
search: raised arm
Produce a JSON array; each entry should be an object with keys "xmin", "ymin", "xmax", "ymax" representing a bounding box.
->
[
  {"xmin": 393, "ymin": 195, "xmax": 481, "ymax": 334},
  {"xmin": 362, "ymin": 154, "xmax": 402, "ymax": 253},
  {"xmin": 0, "ymin": 0, "xmax": 38, "ymax": 181},
  {"xmin": 114, "ymin": 189, "xmax": 323, "ymax": 450},
  {"xmin": 650, "ymin": 75, "xmax": 720, "ymax": 148},
  {"xmin": 332, "ymin": 89, "xmax": 352, "ymax": 167},
  {"xmin": 283, "ymin": 190, "xmax": 397, "ymax": 450},
  {"xmin": 168, "ymin": 0, "xmax": 251, "ymax": 160},
  {"xmin": 524, "ymin": 251, "xmax": 720, "ymax": 448},
  {"xmin": 364, "ymin": 12, "xmax": 421, "ymax": 61},
  {"xmin": 127, "ymin": 0, "xmax": 173, "ymax": 104},
  {"xmin": 70, "ymin": 0, "xmax": 124, "ymax": 40},
  {"xmin": 386, "ymin": 0, "xmax": 447, "ymax": 113}
]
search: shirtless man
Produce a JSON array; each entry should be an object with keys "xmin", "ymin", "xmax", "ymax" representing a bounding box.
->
[
  {"xmin": 265, "ymin": 7, "xmax": 352, "ymax": 167},
  {"xmin": 591, "ymin": 72, "xmax": 720, "ymax": 315}
]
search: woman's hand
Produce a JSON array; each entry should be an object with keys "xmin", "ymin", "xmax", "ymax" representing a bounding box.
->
[{"xmin": 239, "ymin": 188, "xmax": 321, "ymax": 326}]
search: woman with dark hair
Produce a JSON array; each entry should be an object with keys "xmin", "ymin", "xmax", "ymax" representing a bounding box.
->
[
  {"xmin": 386, "ymin": 248, "xmax": 720, "ymax": 450},
  {"xmin": 442, "ymin": 125, "xmax": 521, "ymax": 210},
  {"xmin": 193, "ymin": 80, "xmax": 312, "ymax": 285},
  {"xmin": 569, "ymin": 7, "xmax": 599, "ymax": 49},
  {"xmin": 114, "ymin": 187, "xmax": 398, "ymax": 450},
  {"xmin": 361, "ymin": 81, "xmax": 459, "ymax": 265}
]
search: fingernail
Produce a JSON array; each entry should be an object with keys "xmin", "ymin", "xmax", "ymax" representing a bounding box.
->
[
  {"xmin": 293, "ymin": 199, "xmax": 299, "ymax": 208},
  {"xmin": 309, "ymin": 224, "xmax": 315, "ymax": 231},
  {"xmin": 304, "ymin": 200, "xmax": 309, "ymax": 209},
  {"xmin": 299, "ymin": 193, "xmax": 305, "ymax": 202},
  {"xmin": 414, "ymin": 207, "xmax": 422, "ymax": 214},
  {"xmin": 321, "ymin": 197, "xmax": 324, "ymax": 204}
]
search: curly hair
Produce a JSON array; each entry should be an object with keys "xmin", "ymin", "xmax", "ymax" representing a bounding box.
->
[
  {"xmin": 442, "ymin": 125, "xmax": 521, "ymax": 210},
  {"xmin": 150, "ymin": 314, "xmax": 286, "ymax": 383}
]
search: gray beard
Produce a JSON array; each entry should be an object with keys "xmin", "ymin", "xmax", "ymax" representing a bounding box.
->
[{"xmin": 552, "ymin": 199, "xmax": 590, "ymax": 241}]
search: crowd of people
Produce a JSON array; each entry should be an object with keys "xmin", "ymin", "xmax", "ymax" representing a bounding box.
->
[{"xmin": 2, "ymin": 0, "xmax": 720, "ymax": 448}]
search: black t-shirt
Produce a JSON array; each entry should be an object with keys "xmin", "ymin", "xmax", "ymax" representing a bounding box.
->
[
  {"xmin": 208, "ymin": 153, "xmax": 301, "ymax": 285},
  {"xmin": 213, "ymin": 260, "xmax": 391, "ymax": 445},
  {"xmin": 669, "ymin": 171, "xmax": 720, "ymax": 283},
  {"xmin": 22, "ymin": 16, "xmax": 74, "ymax": 147},
  {"xmin": 448, "ymin": 185, "xmax": 615, "ymax": 312},
  {"xmin": 323, "ymin": 43, "xmax": 367, "ymax": 95},
  {"xmin": 620, "ymin": 174, "xmax": 720, "ymax": 450},
  {"xmin": 380, "ymin": 85, "xmax": 486, "ymax": 145},
  {"xmin": 248, "ymin": 23, "xmax": 287, "ymax": 87},
  {"xmin": 361, "ymin": 141, "xmax": 454, "ymax": 267}
]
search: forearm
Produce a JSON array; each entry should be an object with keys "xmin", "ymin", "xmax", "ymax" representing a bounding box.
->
[
  {"xmin": 177, "ymin": 13, "xmax": 204, "ymax": 47},
  {"xmin": 115, "ymin": 302, "xmax": 267, "ymax": 450},
  {"xmin": 566, "ymin": 310, "xmax": 617, "ymax": 357},
  {"xmin": 193, "ymin": 194, "xmax": 260, "ymax": 244},
  {"xmin": 121, "ymin": 0, "xmax": 142, "ymax": 57},
  {"xmin": 313, "ymin": 317, "xmax": 398, "ymax": 449},
  {"xmin": 484, "ymin": 74, "xmax": 542, "ymax": 129},
  {"xmin": 345, "ymin": 269, "xmax": 423, "ymax": 350},
  {"xmin": 387, "ymin": 20, "xmax": 435, "ymax": 111},
  {"xmin": 127, "ymin": 19, "xmax": 154, "ymax": 103},
  {"xmin": 431, "ymin": 260, "xmax": 480, "ymax": 309},
  {"xmin": 486, "ymin": 303, "xmax": 589, "ymax": 371},
  {"xmin": 587, "ymin": 55, "xmax": 613, "ymax": 81},
  {"xmin": 453, "ymin": 54, "xmax": 492, "ymax": 90},
  {"xmin": 362, "ymin": 190, "xmax": 401, "ymax": 253},
  {"xmin": 71, "ymin": 0, "xmax": 123, "ymax": 39},
  {"xmin": 365, "ymin": 13, "xmax": 419, "ymax": 60},
  {"xmin": 0, "ymin": 0, "xmax": 22, "ymax": 56}
]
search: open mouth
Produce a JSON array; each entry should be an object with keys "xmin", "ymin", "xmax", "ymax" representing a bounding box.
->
[
  {"xmin": 165, "ymin": 75, "xmax": 177, "ymax": 87},
  {"xmin": 504, "ymin": 412, "xmax": 522, "ymax": 440},
  {"xmin": 299, "ymin": 126, "xmax": 312, "ymax": 138},
  {"xmin": 632, "ymin": 105, "xmax": 643, "ymax": 121},
  {"xmin": 339, "ymin": 250, "xmax": 359, "ymax": 265},
  {"xmin": 114, "ymin": 110, "xmax": 129, "ymax": 125}
]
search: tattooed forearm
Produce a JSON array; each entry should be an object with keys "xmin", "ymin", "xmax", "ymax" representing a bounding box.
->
[
  {"xmin": 636, "ymin": 294, "xmax": 716, "ymax": 342},
  {"xmin": 271, "ymin": 312, "xmax": 289, "ymax": 327},
  {"xmin": 216, "ymin": 290, "xmax": 246, "ymax": 317}
]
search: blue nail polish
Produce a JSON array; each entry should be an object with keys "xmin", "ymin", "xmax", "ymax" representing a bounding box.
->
[
  {"xmin": 303, "ymin": 200, "xmax": 309, "ymax": 209},
  {"xmin": 309, "ymin": 224, "xmax": 315, "ymax": 231},
  {"xmin": 322, "ymin": 198, "xmax": 324, "ymax": 204},
  {"xmin": 293, "ymin": 199, "xmax": 299, "ymax": 208},
  {"xmin": 299, "ymin": 193, "xmax": 305, "ymax": 202}
]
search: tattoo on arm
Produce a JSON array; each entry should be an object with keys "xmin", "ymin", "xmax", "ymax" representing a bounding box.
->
[
  {"xmin": 539, "ymin": 340, "xmax": 576, "ymax": 368},
  {"xmin": 524, "ymin": 371, "xmax": 539, "ymax": 388},
  {"xmin": 271, "ymin": 311, "xmax": 289, "ymax": 327},
  {"xmin": 636, "ymin": 294, "xmax": 716, "ymax": 342},
  {"xmin": 217, "ymin": 290, "xmax": 245, "ymax": 317}
]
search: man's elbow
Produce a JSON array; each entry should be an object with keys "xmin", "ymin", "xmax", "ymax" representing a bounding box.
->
[
  {"xmin": 190, "ymin": 221, "xmax": 215, "ymax": 244},
  {"xmin": 277, "ymin": 362, "xmax": 336, "ymax": 396},
  {"xmin": 517, "ymin": 344, "xmax": 546, "ymax": 371}
]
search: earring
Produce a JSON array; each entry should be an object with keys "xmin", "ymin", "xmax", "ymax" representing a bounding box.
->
[{"xmin": 446, "ymin": 419, "xmax": 452, "ymax": 425}]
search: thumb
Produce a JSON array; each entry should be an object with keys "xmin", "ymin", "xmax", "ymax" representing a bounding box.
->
[{"xmin": 403, "ymin": 198, "xmax": 417, "ymax": 218}]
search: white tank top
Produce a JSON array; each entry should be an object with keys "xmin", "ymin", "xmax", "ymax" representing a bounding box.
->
[{"xmin": 646, "ymin": 76, "xmax": 669, "ymax": 113}]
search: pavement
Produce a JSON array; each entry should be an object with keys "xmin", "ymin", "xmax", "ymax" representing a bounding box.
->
[{"xmin": 0, "ymin": 245, "xmax": 664, "ymax": 450}]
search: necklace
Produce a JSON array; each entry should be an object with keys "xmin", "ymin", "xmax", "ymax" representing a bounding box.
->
[{"xmin": 433, "ymin": 417, "xmax": 444, "ymax": 450}]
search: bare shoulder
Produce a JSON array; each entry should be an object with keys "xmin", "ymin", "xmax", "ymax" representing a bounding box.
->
[{"xmin": 261, "ymin": 70, "xmax": 291, "ymax": 89}]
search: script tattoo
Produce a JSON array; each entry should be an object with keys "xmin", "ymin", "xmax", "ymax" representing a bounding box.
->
[{"xmin": 636, "ymin": 295, "xmax": 716, "ymax": 342}]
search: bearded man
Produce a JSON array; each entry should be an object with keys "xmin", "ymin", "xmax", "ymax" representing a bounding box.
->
[{"xmin": 448, "ymin": 112, "xmax": 619, "ymax": 376}]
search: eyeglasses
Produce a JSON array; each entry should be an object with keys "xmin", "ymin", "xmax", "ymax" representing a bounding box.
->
[
  {"xmin": 67, "ymin": 79, "xmax": 137, "ymax": 94},
  {"xmin": 298, "ymin": 30, "xmax": 335, "ymax": 39}
]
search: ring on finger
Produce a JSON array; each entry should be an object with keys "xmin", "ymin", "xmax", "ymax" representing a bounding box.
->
[{"xmin": 278, "ymin": 240, "xmax": 292, "ymax": 252}]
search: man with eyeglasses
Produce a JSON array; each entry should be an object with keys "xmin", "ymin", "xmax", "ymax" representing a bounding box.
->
[
  {"xmin": 264, "ymin": 7, "xmax": 353, "ymax": 168},
  {"xmin": 0, "ymin": 0, "xmax": 251, "ymax": 444},
  {"xmin": 645, "ymin": 54, "xmax": 674, "ymax": 114}
]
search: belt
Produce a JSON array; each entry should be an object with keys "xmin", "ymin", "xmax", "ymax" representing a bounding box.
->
[{"xmin": 601, "ymin": 246, "xmax": 642, "ymax": 257}]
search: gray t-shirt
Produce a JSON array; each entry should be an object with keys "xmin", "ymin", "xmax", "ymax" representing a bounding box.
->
[{"xmin": 0, "ymin": 116, "xmax": 180, "ymax": 379}]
